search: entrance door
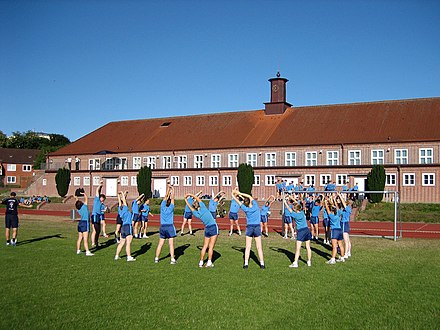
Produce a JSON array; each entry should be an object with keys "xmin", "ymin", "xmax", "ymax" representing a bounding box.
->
[
  {"xmin": 106, "ymin": 178, "xmax": 118, "ymax": 197},
  {"xmin": 153, "ymin": 178, "xmax": 167, "ymax": 198},
  {"xmin": 355, "ymin": 177, "xmax": 367, "ymax": 198}
]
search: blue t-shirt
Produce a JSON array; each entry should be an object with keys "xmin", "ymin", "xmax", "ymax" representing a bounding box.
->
[
  {"xmin": 132, "ymin": 200, "xmax": 140, "ymax": 214},
  {"xmin": 291, "ymin": 211, "xmax": 308, "ymax": 230},
  {"xmin": 294, "ymin": 185, "xmax": 300, "ymax": 191},
  {"xmin": 160, "ymin": 199, "xmax": 174, "ymax": 225},
  {"xmin": 307, "ymin": 186, "xmax": 315, "ymax": 192},
  {"xmin": 141, "ymin": 204, "xmax": 150, "ymax": 216},
  {"xmin": 241, "ymin": 200, "xmax": 260, "ymax": 225},
  {"xmin": 208, "ymin": 199, "xmax": 218, "ymax": 213},
  {"xmin": 323, "ymin": 208, "xmax": 329, "ymax": 219},
  {"xmin": 353, "ymin": 185, "xmax": 359, "ymax": 191},
  {"xmin": 284, "ymin": 204, "xmax": 294, "ymax": 217},
  {"xmin": 311, "ymin": 203, "xmax": 322, "ymax": 217},
  {"xmin": 229, "ymin": 199, "xmax": 240, "ymax": 213},
  {"xmin": 119, "ymin": 205, "xmax": 132, "ymax": 225},
  {"xmin": 341, "ymin": 205, "xmax": 352, "ymax": 222},
  {"xmin": 329, "ymin": 212, "xmax": 341, "ymax": 229},
  {"xmin": 184, "ymin": 197, "xmax": 193, "ymax": 213},
  {"xmin": 100, "ymin": 203, "xmax": 106, "ymax": 215},
  {"xmin": 92, "ymin": 196, "xmax": 101, "ymax": 215},
  {"xmin": 192, "ymin": 202, "xmax": 216, "ymax": 227},
  {"xmin": 342, "ymin": 185, "xmax": 348, "ymax": 191},
  {"xmin": 78, "ymin": 204, "xmax": 89, "ymax": 221},
  {"xmin": 261, "ymin": 204, "xmax": 270, "ymax": 216}
]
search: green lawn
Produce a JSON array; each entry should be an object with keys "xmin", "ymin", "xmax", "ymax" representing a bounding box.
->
[
  {"xmin": 1, "ymin": 216, "xmax": 439, "ymax": 329},
  {"xmin": 357, "ymin": 202, "xmax": 440, "ymax": 223}
]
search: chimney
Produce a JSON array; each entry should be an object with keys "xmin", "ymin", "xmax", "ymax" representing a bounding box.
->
[{"xmin": 264, "ymin": 72, "xmax": 292, "ymax": 115}]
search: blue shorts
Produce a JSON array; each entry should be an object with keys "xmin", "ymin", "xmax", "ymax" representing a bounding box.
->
[
  {"xmin": 141, "ymin": 215, "xmax": 149, "ymax": 222},
  {"xmin": 297, "ymin": 227, "xmax": 312, "ymax": 242},
  {"xmin": 229, "ymin": 212, "xmax": 238, "ymax": 220},
  {"xmin": 246, "ymin": 224, "xmax": 261, "ymax": 238},
  {"xmin": 100, "ymin": 214, "xmax": 105, "ymax": 221},
  {"xmin": 116, "ymin": 215, "xmax": 123, "ymax": 225},
  {"xmin": 323, "ymin": 217, "xmax": 330, "ymax": 227},
  {"xmin": 159, "ymin": 224, "xmax": 177, "ymax": 239},
  {"xmin": 331, "ymin": 228, "xmax": 343, "ymax": 241},
  {"xmin": 121, "ymin": 224, "xmax": 133, "ymax": 239},
  {"xmin": 260, "ymin": 215, "xmax": 268, "ymax": 223},
  {"xmin": 132, "ymin": 213, "xmax": 141, "ymax": 223},
  {"xmin": 342, "ymin": 222, "xmax": 350, "ymax": 233},
  {"xmin": 5, "ymin": 214, "xmax": 19, "ymax": 229},
  {"xmin": 184, "ymin": 211, "xmax": 193, "ymax": 220},
  {"xmin": 283, "ymin": 216, "xmax": 292, "ymax": 224},
  {"xmin": 310, "ymin": 216, "xmax": 319, "ymax": 225},
  {"xmin": 204, "ymin": 224, "xmax": 219, "ymax": 238},
  {"xmin": 91, "ymin": 214, "xmax": 102, "ymax": 224},
  {"xmin": 77, "ymin": 221, "xmax": 89, "ymax": 233},
  {"xmin": 210, "ymin": 211, "xmax": 217, "ymax": 219}
]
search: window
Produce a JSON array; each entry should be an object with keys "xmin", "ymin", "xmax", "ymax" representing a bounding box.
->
[
  {"xmin": 422, "ymin": 173, "xmax": 435, "ymax": 186},
  {"xmin": 143, "ymin": 156, "xmax": 156, "ymax": 169},
  {"xmin": 183, "ymin": 176, "xmax": 192, "ymax": 186},
  {"xmin": 265, "ymin": 175, "xmax": 276, "ymax": 186},
  {"xmin": 131, "ymin": 176, "xmax": 137, "ymax": 186},
  {"xmin": 7, "ymin": 176, "xmax": 16, "ymax": 184},
  {"xmin": 7, "ymin": 164, "xmax": 16, "ymax": 171},
  {"xmin": 23, "ymin": 165, "xmax": 32, "ymax": 172},
  {"xmin": 419, "ymin": 148, "xmax": 433, "ymax": 164},
  {"xmin": 177, "ymin": 155, "xmax": 187, "ymax": 169},
  {"xmin": 253, "ymin": 175, "xmax": 260, "ymax": 186},
  {"xmin": 222, "ymin": 175, "xmax": 232, "ymax": 186},
  {"xmin": 336, "ymin": 174, "xmax": 348, "ymax": 186},
  {"xmin": 211, "ymin": 154, "xmax": 221, "ymax": 168},
  {"xmin": 196, "ymin": 176, "xmax": 205, "ymax": 186},
  {"xmin": 194, "ymin": 155, "xmax": 204, "ymax": 168},
  {"xmin": 133, "ymin": 157, "xmax": 142, "ymax": 170},
  {"xmin": 162, "ymin": 156, "xmax": 172, "ymax": 169},
  {"xmin": 327, "ymin": 151, "xmax": 339, "ymax": 166},
  {"xmin": 305, "ymin": 175, "xmax": 315, "ymax": 186},
  {"xmin": 371, "ymin": 150, "xmax": 384, "ymax": 165},
  {"xmin": 42, "ymin": 179, "xmax": 47, "ymax": 186},
  {"xmin": 73, "ymin": 177, "xmax": 81, "ymax": 186},
  {"xmin": 285, "ymin": 152, "xmax": 296, "ymax": 167},
  {"xmin": 320, "ymin": 174, "xmax": 331, "ymax": 186},
  {"xmin": 228, "ymin": 154, "xmax": 239, "ymax": 168},
  {"xmin": 403, "ymin": 173, "xmax": 415, "ymax": 186},
  {"xmin": 171, "ymin": 176, "xmax": 180, "ymax": 186},
  {"xmin": 88, "ymin": 159, "xmax": 100, "ymax": 170},
  {"xmin": 246, "ymin": 153, "xmax": 257, "ymax": 167},
  {"xmin": 394, "ymin": 149, "xmax": 408, "ymax": 165},
  {"xmin": 116, "ymin": 157, "xmax": 127, "ymax": 170},
  {"xmin": 104, "ymin": 158, "xmax": 115, "ymax": 170},
  {"xmin": 305, "ymin": 152, "xmax": 317, "ymax": 166},
  {"xmin": 121, "ymin": 176, "xmax": 129, "ymax": 186},
  {"xmin": 83, "ymin": 177, "xmax": 90, "ymax": 186},
  {"xmin": 265, "ymin": 153, "xmax": 276, "ymax": 167},
  {"xmin": 209, "ymin": 176, "xmax": 218, "ymax": 186},
  {"xmin": 93, "ymin": 176, "xmax": 100, "ymax": 186},
  {"xmin": 348, "ymin": 150, "xmax": 361, "ymax": 165},
  {"xmin": 386, "ymin": 173, "xmax": 396, "ymax": 186}
]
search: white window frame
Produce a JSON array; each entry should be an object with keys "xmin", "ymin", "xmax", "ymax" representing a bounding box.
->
[
  {"xmin": 89, "ymin": 158, "xmax": 100, "ymax": 170},
  {"xmin": 170, "ymin": 176, "xmax": 180, "ymax": 186},
  {"xmin": 42, "ymin": 178, "xmax": 47, "ymax": 186},
  {"xmin": 305, "ymin": 174, "xmax": 315, "ymax": 186},
  {"xmin": 73, "ymin": 177, "xmax": 81, "ymax": 186},
  {"xmin": 371, "ymin": 149, "xmax": 384, "ymax": 165},
  {"xmin": 183, "ymin": 176, "xmax": 192, "ymax": 187},
  {"xmin": 386, "ymin": 173, "xmax": 396, "ymax": 186},
  {"xmin": 162, "ymin": 156, "xmax": 172, "ymax": 169},
  {"xmin": 177, "ymin": 155, "xmax": 187, "ymax": 169},
  {"xmin": 133, "ymin": 157, "xmax": 142, "ymax": 170},
  {"xmin": 305, "ymin": 152, "xmax": 318, "ymax": 166},
  {"xmin": 326, "ymin": 151, "xmax": 339, "ymax": 166},
  {"xmin": 22, "ymin": 164, "xmax": 32, "ymax": 172},
  {"xmin": 228, "ymin": 154, "xmax": 239, "ymax": 168},
  {"xmin": 253, "ymin": 175, "xmax": 260, "ymax": 186},
  {"xmin": 194, "ymin": 155, "xmax": 204, "ymax": 169},
  {"xmin": 209, "ymin": 176, "xmax": 218, "ymax": 187},
  {"xmin": 265, "ymin": 153, "xmax": 276, "ymax": 167},
  {"xmin": 83, "ymin": 177, "xmax": 90, "ymax": 186},
  {"xmin": 265, "ymin": 175, "xmax": 276, "ymax": 186},
  {"xmin": 336, "ymin": 174, "xmax": 348, "ymax": 186},
  {"xmin": 196, "ymin": 176, "xmax": 205, "ymax": 186},
  {"xmin": 402, "ymin": 173, "xmax": 415, "ymax": 186},
  {"xmin": 93, "ymin": 176, "xmax": 100, "ymax": 186},
  {"xmin": 211, "ymin": 154, "xmax": 221, "ymax": 168},
  {"xmin": 121, "ymin": 176, "xmax": 129, "ymax": 186},
  {"xmin": 285, "ymin": 152, "xmax": 296, "ymax": 167},
  {"xmin": 320, "ymin": 174, "xmax": 331, "ymax": 186},
  {"xmin": 246, "ymin": 153, "xmax": 257, "ymax": 167},
  {"xmin": 131, "ymin": 176, "xmax": 137, "ymax": 186},
  {"xmin": 7, "ymin": 176, "xmax": 16, "ymax": 184},
  {"xmin": 143, "ymin": 156, "xmax": 156, "ymax": 169},
  {"xmin": 348, "ymin": 150, "xmax": 361, "ymax": 165},
  {"xmin": 394, "ymin": 149, "xmax": 408, "ymax": 165},
  {"xmin": 7, "ymin": 164, "xmax": 16, "ymax": 171},
  {"xmin": 222, "ymin": 175, "xmax": 232, "ymax": 186},
  {"xmin": 117, "ymin": 157, "xmax": 128, "ymax": 170},
  {"xmin": 419, "ymin": 148, "xmax": 433, "ymax": 164},
  {"xmin": 422, "ymin": 173, "xmax": 435, "ymax": 186}
]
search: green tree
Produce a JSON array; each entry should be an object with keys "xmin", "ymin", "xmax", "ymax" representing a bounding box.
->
[
  {"xmin": 0, "ymin": 130, "xmax": 7, "ymax": 147},
  {"xmin": 137, "ymin": 166, "xmax": 152, "ymax": 198},
  {"xmin": 55, "ymin": 168, "xmax": 71, "ymax": 197},
  {"xmin": 34, "ymin": 146, "xmax": 59, "ymax": 169},
  {"xmin": 237, "ymin": 163, "xmax": 254, "ymax": 196},
  {"xmin": 366, "ymin": 165, "xmax": 386, "ymax": 203}
]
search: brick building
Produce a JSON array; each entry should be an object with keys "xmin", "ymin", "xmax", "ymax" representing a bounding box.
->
[
  {"xmin": 26, "ymin": 75, "xmax": 440, "ymax": 202},
  {"xmin": 0, "ymin": 148, "xmax": 39, "ymax": 188}
]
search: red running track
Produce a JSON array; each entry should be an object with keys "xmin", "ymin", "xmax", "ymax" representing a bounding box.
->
[{"xmin": 5, "ymin": 209, "xmax": 440, "ymax": 239}]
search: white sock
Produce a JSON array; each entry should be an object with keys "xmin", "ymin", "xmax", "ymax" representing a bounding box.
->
[
  {"xmin": 260, "ymin": 260, "xmax": 265, "ymax": 266},
  {"xmin": 199, "ymin": 260, "xmax": 204, "ymax": 266},
  {"xmin": 206, "ymin": 260, "xmax": 212, "ymax": 266},
  {"xmin": 244, "ymin": 260, "xmax": 248, "ymax": 266}
]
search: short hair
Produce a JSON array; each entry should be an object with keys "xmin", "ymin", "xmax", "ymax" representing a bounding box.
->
[
  {"xmin": 99, "ymin": 194, "xmax": 106, "ymax": 200},
  {"xmin": 243, "ymin": 197, "xmax": 250, "ymax": 207},
  {"xmin": 75, "ymin": 200, "xmax": 83, "ymax": 210},
  {"xmin": 10, "ymin": 192, "xmax": 16, "ymax": 197},
  {"xmin": 166, "ymin": 198, "xmax": 171, "ymax": 207}
]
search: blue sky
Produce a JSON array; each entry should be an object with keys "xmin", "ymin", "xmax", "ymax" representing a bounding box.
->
[{"xmin": 1, "ymin": 0, "xmax": 439, "ymax": 141}]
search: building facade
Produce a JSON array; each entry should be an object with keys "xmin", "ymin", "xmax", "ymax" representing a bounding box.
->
[{"xmin": 0, "ymin": 148, "xmax": 39, "ymax": 188}]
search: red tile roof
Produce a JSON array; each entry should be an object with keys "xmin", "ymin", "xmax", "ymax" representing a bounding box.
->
[
  {"xmin": 51, "ymin": 97, "xmax": 440, "ymax": 156},
  {"xmin": 0, "ymin": 148, "xmax": 39, "ymax": 164}
]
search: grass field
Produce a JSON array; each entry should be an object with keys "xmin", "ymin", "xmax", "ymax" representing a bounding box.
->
[
  {"xmin": 1, "ymin": 216, "xmax": 439, "ymax": 329},
  {"xmin": 357, "ymin": 202, "xmax": 440, "ymax": 223}
]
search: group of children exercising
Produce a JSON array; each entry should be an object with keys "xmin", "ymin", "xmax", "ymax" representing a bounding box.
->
[{"xmin": 74, "ymin": 183, "xmax": 352, "ymax": 268}]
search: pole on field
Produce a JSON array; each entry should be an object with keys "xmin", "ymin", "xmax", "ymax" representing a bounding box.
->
[{"xmin": 393, "ymin": 191, "xmax": 397, "ymax": 241}]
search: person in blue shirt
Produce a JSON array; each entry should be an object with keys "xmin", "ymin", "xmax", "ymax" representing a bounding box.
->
[
  {"xmin": 276, "ymin": 178, "xmax": 283, "ymax": 201},
  {"xmin": 324, "ymin": 196, "xmax": 345, "ymax": 265},
  {"xmin": 185, "ymin": 193, "xmax": 219, "ymax": 268},
  {"xmin": 155, "ymin": 185, "xmax": 177, "ymax": 265},
  {"xmin": 140, "ymin": 199, "xmax": 153, "ymax": 238},
  {"xmin": 260, "ymin": 195, "xmax": 275, "ymax": 237},
  {"xmin": 232, "ymin": 189, "xmax": 265, "ymax": 269},
  {"xmin": 310, "ymin": 198, "xmax": 323, "ymax": 241},
  {"xmin": 100, "ymin": 202, "xmax": 108, "ymax": 238},
  {"xmin": 114, "ymin": 191, "xmax": 127, "ymax": 243},
  {"xmin": 322, "ymin": 203, "xmax": 331, "ymax": 245},
  {"xmin": 181, "ymin": 190, "xmax": 202, "ymax": 236},
  {"xmin": 228, "ymin": 190, "xmax": 242, "ymax": 236},
  {"xmin": 114, "ymin": 191, "xmax": 136, "ymax": 262},
  {"xmin": 74, "ymin": 192, "xmax": 94, "ymax": 256},
  {"xmin": 282, "ymin": 196, "xmax": 296, "ymax": 240},
  {"xmin": 131, "ymin": 193, "xmax": 145, "ymax": 239},
  {"xmin": 338, "ymin": 193, "xmax": 353, "ymax": 259},
  {"xmin": 91, "ymin": 183, "xmax": 106, "ymax": 248},
  {"xmin": 285, "ymin": 197, "xmax": 312, "ymax": 268},
  {"xmin": 208, "ymin": 191, "xmax": 226, "ymax": 219}
]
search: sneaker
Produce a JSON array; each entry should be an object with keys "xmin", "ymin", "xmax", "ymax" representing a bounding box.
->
[
  {"xmin": 6, "ymin": 241, "xmax": 10, "ymax": 246},
  {"xmin": 170, "ymin": 258, "xmax": 177, "ymax": 265},
  {"xmin": 238, "ymin": 231, "xmax": 242, "ymax": 236},
  {"xmin": 190, "ymin": 232, "xmax": 194, "ymax": 235},
  {"xmin": 243, "ymin": 264, "xmax": 248, "ymax": 269},
  {"xmin": 154, "ymin": 257, "xmax": 159, "ymax": 263},
  {"xmin": 343, "ymin": 254, "xmax": 349, "ymax": 259},
  {"xmin": 114, "ymin": 255, "xmax": 120, "ymax": 260},
  {"xmin": 127, "ymin": 256, "xmax": 136, "ymax": 262},
  {"xmin": 143, "ymin": 234, "xmax": 149, "ymax": 239},
  {"xmin": 337, "ymin": 257, "xmax": 345, "ymax": 263},
  {"xmin": 347, "ymin": 251, "xmax": 352, "ymax": 257},
  {"xmin": 198, "ymin": 261, "xmax": 204, "ymax": 268},
  {"xmin": 103, "ymin": 234, "xmax": 109, "ymax": 238},
  {"xmin": 290, "ymin": 236, "xmax": 295, "ymax": 240},
  {"xmin": 327, "ymin": 259, "xmax": 336, "ymax": 265},
  {"xmin": 180, "ymin": 232, "xmax": 184, "ymax": 236},
  {"xmin": 76, "ymin": 250, "xmax": 81, "ymax": 255},
  {"xmin": 283, "ymin": 236, "xmax": 288, "ymax": 239},
  {"xmin": 85, "ymin": 251, "xmax": 94, "ymax": 256},
  {"xmin": 307, "ymin": 260, "xmax": 312, "ymax": 267},
  {"xmin": 91, "ymin": 243, "xmax": 96, "ymax": 248},
  {"xmin": 205, "ymin": 262, "xmax": 214, "ymax": 268},
  {"xmin": 289, "ymin": 261, "xmax": 298, "ymax": 268},
  {"xmin": 11, "ymin": 240, "xmax": 17, "ymax": 246},
  {"xmin": 260, "ymin": 264, "xmax": 265, "ymax": 269},
  {"xmin": 228, "ymin": 231, "xmax": 232, "ymax": 236}
]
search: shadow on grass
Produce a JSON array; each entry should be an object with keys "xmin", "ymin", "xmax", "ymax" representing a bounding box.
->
[
  {"xmin": 310, "ymin": 246, "xmax": 332, "ymax": 261},
  {"xmin": 17, "ymin": 234, "xmax": 64, "ymax": 246},
  {"xmin": 270, "ymin": 246, "xmax": 295, "ymax": 263},
  {"xmin": 179, "ymin": 228, "xmax": 201, "ymax": 236},
  {"xmin": 231, "ymin": 246, "xmax": 259, "ymax": 266},
  {"xmin": 132, "ymin": 242, "xmax": 152, "ymax": 258},
  {"xmin": 273, "ymin": 229, "xmax": 285, "ymax": 237},
  {"xmin": 196, "ymin": 245, "xmax": 222, "ymax": 263},
  {"xmin": 159, "ymin": 243, "xmax": 191, "ymax": 261},
  {"xmin": 94, "ymin": 238, "xmax": 116, "ymax": 251}
]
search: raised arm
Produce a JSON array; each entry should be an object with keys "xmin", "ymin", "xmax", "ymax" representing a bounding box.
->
[
  {"xmin": 231, "ymin": 190, "xmax": 243, "ymax": 206},
  {"xmin": 184, "ymin": 194, "xmax": 196, "ymax": 212},
  {"xmin": 120, "ymin": 191, "xmax": 128, "ymax": 207},
  {"xmin": 136, "ymin": 193, "xmax": 145, "ymax": 203},
  {"xmin": 324, "ymin": 199, "xmax": 331, "ymax": 214},
  {"xmin": 338, "ymin": 192, "xmax": 347, "ymax": 209},
  {"xmin": 267, "ymin": 195, "xmax": 276, "ymax": 205},
  {"xmin": 169, "ymin": 186, "xmax": 175, "ymax": 204},
  {"xmin": 117, "ymin": 192, "xmax": 122, "ymax": 207},
  {"xmin": 95, "ymin": 181, "xmax": 103, "ymax": 197},
  {"xmin": 283, "ymin": 196, "xmax": 293, "ymax": 213}
]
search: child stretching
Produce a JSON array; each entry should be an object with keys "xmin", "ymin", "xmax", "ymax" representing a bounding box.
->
[
  {"xmin": 91, "ymin": 182, "xmax": 106, "ymax": 247},
  {"xmin": 310, "ymin": 197, "xmax": 322, "ymax": 241},
  {"xmin": 132, "ymin": 193, "xmax": 145, "ymax": 239},
  {"xmin": 339, "ymin": 192, "xmax": 352, "ymax": 258},
  {"xmin": 285, "ymin": 196, "xmax": 312, "ymax": 268},
  {"xmin": 232, "ymin": 189, "xmax": 265, "ymax": 269},
  {"xmin": 114, "ymin": 191, "xmax": 136, "ymax": 261},
  {"xmin": 228, "ymin": 188, "xmax": 242, "ymax": 236},
  {"xmin": 260, "ymin": 195, "xmax": 275, "ymax": 237},
  {"xmin": 140, "ymin": 199, "xmax": 153, "ymax": 238},
  {"xmin": 114, "ymin": 191, "xmax": 128, "ymax": 243},
  {"xmin": 181, "ymin": 190, "xmax": 202, "ymax": 236},
  {"xmin": 155, "ymin": 185, "xmax": 177, "ymax": 264},
  {"xmin": 185, "ymin": 193, "xmax": 219, "ymax": 268},
  {"xmin": 282, "ymin": 196, "xmax": 296, "ymax": 240},
  {"xmin": 74, "ymin": 192, "xmax": 94, "ymax": 256},
  {"xmin": 324, "ymin": 197, "xmax": 345, "ymax": 265},
  {"xmin": 208, "ymin": 191, "xmax": 226, "ymax": 219},
  {"xmin": 322, "ymin": 202, "xmax": 331, "ymax": 245}
]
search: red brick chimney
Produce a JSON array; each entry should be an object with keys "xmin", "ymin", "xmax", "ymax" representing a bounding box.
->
[{"xmin": 264, "ymin": 72, "xmax": 292, "ymax": 115}]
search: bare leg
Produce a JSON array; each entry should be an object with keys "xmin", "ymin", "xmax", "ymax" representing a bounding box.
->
[
  {"xmin": 244, "ymin": 236, "xmax": 253, "ymax": 264},
  {"xmin": 5, "ymin": 228, "xmax": 10, "ymax": 241},
  {"xmin": 169, "ymin": 237, "xmax": 175, "ymax": 259},
  {"xmin": 306, "ymin": 240, "xmax": 311, "ymax": 261},
  {"xmin": 101, "ymin": 220, "xmax": 106, "ymax": 236},
  {"xmin": 294, "ymin": 240, "xmax": 302, "ymax": 263},
  {"xmin": 12, "ymin": 228, "xmax": 17, "ymax": 241},
  {"xmin": 76, "ymin": 232, "xmax": 82, "ymax": 251},
  {"xmin": 235, "ymin": 221, "xmax": 241, "ymax": 233},
  {"xmin": 181, "ymin": 219, "xmax": 187, "ymax": 233},
  {"xmin": 338, "ymin": 240, "xmax": 345, "ymax": 258},
  {"xmin": 115, "ymin": 238, "xmax": 126, "ymax": 257},
  {"xmin": 155, "ymin": 238, "xmax": 165, "ymax": 258},
  {"xmin": 207, "ymin": 235, "xmax": 218, "ymax": 262},
  {"xmin": 314, "ymin": 224, "xmax": 319, "ymax": 238},
  {"xmin": 125, "ymin": 235, "xmax": 133, "ymax": 257},
  {"xmin": 188, "ymin": 220, "xmax": 192, "ymax": 234},
  {"xmin": 229, "ymin": 220, "xmax": 233, "ymax": 234},
  {"xmin": 200, "ymin": 237, "xmax": 209, "ymax": 262},
  {"xmin": 331, "ymin": 239, "xmax": 338, "ymax": 259},
  {"xmin": 83, "ymin": 232, "xmax": 90, "ymax": 252},
  {"xmin": 255, "ymin": 236, "xmax": 264, "ymax": 264},
  {"xmin": 343, "ymin": 232, "xmax": 351, "ymax": 255}
]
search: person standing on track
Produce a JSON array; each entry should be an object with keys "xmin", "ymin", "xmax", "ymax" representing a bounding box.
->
[{"xmin": 2, "ymin": 192, "xmax": 31, "ymax": 246}]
